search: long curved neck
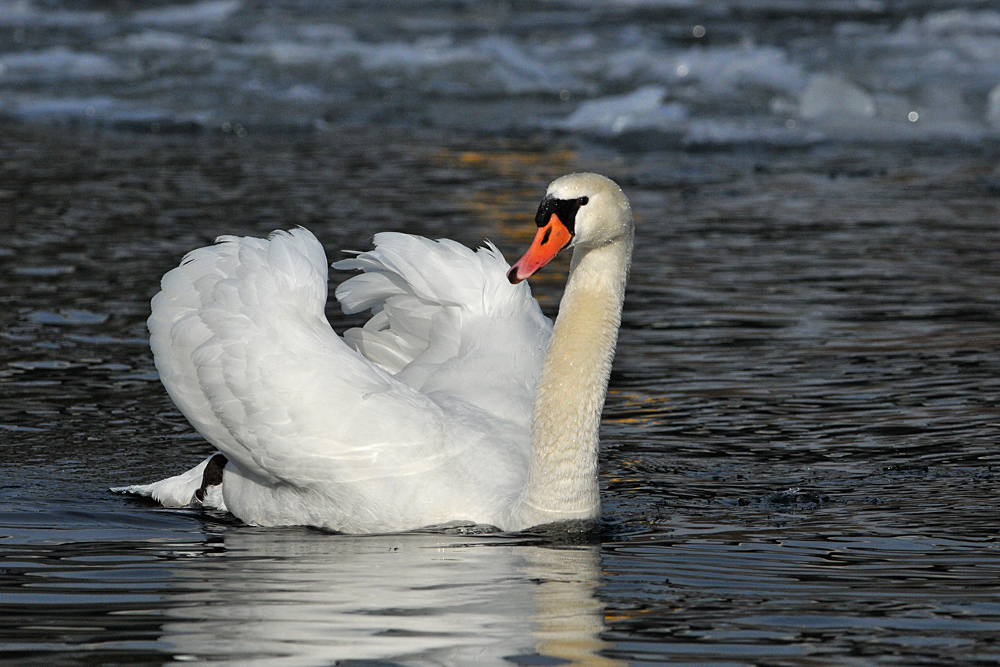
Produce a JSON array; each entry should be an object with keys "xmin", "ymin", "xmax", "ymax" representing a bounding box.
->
[{"xmin": 515, "ymin": 235, "xmax": 632, "ymax": 528}]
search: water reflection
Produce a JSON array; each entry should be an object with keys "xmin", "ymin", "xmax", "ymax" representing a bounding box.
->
[{"xmin": 157, "ymin": 529, "xmax": 619, "ymax": 666}]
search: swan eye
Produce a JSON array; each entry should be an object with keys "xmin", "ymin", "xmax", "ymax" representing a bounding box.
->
[{"xmin": 535, "ymin": 195, "xmax": 588, "ymax": 234}]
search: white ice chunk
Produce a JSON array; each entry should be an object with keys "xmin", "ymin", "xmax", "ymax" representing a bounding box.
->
[
  {"xmin": 799, "ymin": 74, "xmax": 875, "ymax": 120},
  {"xmin": 559, "ymin": 86, "xmax": 686, "ymax": 134},
  {"xmin": 133, "ymin": 0, "xmax": 240, "ymax": 27},
  {"xmin": 0, "ymin": 47, "xmax": 125, "ymax": 82},
  {"xmin": 987, "ymin": 84, "xmax": 1000, "ymax": 128},
  {"xmin": 122, "ymin": 30, "xmax": 215, "ymax": 52},
  {"xmin": 923, "ymin": 10, "xmax": 1000, "ymax": 36},
  {"xmin": 0, "ymin": 1, "xmax": 106, "ymax": 27}
]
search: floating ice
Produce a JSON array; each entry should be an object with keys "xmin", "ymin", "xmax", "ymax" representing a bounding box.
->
[
  {"xmin": 988, "ymin": 84, "xmax": 1000, "ymax": 127},
  {"xmin": 692, "ymin": 45, "xmax": 805, "ymax": 95},
  {"xmin": 605, "ymin": 43, "xmax": 805, "ymax": 97},
  {"xmin": 284, "ymin": 84, "xmax": 325, "ymax": 102},
  {"xmin": 683, "ymin": 119, "xmax": 823, "ymax": 147},
  {"xmin": 0, "ymin": 47, "xmax": 126, "ymax": 82},
  {"xmin": 9, "ymin": 95, "xmax": 183, "ymax": 125},
  {"xmin": 558, "ymin": 86, "xmax": 686, "ymax": 134},
  {"xmin": 922, "ymin": 9, "xmax": 1000, "ymax": 36},
  {"xmin": 0, "ymin": 1, "xmax": 998, "ymax": 142},
  {"xmin": 15, "ymin": 266, "xmax": 76, "ymax": 277},
  {"xmin": 480, "ymin": 36, "xmax": 580, "ymax": 95},
  {"xmin": 133, "ymin": 0, "xmax": 240, "ymax": 27},
  {"xmin": 12, "ymin": 96, "xmax": 113, "ymax": 119},
  {"xmin": 799, "ymin": 74, "xmax": 875, "ymax": 120},
  {"xmin": 0, "ymin": 0, "xmax": 105, "ymax": 27},
  {"xmin": 122, "ymin": 30, "xmax": 215, "ymax": 52},
  {"xmin": 27, "ymin": 309, "xmax": 108, "ymax": 325},
  {"xmin": 9, "ymin": 360, "xmax": 79, "ymax": 370}
]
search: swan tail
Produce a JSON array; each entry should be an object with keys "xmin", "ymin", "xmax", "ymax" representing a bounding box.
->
[{"xmin": 111, "ymin": 453, "xmax": 228, "ymax": 510}]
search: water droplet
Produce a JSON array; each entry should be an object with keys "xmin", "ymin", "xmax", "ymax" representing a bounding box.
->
[
  {"xmin": 908, "ymin": 111, "xmax": 919, "ymax": 122},
  {"xmin": 692, "ymin": 25, "xmax": 706, "ymax": 38}
]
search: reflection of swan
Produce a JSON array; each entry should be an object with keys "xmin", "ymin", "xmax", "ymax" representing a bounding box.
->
[
  {"xmin": 157, "ymin": 531, "xmax": 620, "ymax": 666},
  {"xmin": 120, "ymin": 173, "xmax": 633, "ymax": 533},
  {"xmin": 523, "ymin": 546, "xmax": 626, "ymax": 667}
]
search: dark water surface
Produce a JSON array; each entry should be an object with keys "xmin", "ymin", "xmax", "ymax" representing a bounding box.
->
[{"xmin": 2, "ymin": 124, "xmax": 1000, "ymax": 666}]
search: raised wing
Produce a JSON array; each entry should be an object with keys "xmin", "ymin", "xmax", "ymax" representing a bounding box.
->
[
  {"xmin": 149, "ymin": 229, "xmax": 449, "ymax": 487},
  {"xmin": 334, "ymin": 232, "xmax": 552, "ymax": 426},
  {"xmin": 147, "ymin": 228, "xmax": 549, "ymax": 512}
]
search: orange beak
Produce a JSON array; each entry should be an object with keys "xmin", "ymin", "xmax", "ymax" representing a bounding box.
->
[{"xmin": 507, "ymin": 214, "xmax": 573, "ymax": 284}]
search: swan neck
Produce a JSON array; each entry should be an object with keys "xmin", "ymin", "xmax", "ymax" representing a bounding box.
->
[{"xmin": 516, "ymin": 235, "xmax": 632, "ymax": 528}]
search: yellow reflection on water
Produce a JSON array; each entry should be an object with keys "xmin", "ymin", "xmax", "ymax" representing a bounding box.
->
[{"xmin": 437, "ymin": 143, "xmax": 579, "ymax": 311}]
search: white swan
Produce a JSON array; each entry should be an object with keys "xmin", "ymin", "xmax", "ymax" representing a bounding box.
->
[{"xmin": 117, "ymin": 172, "xmax": 633, "ymax": 533}]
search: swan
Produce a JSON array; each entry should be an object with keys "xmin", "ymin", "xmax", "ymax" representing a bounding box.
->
[{"xmin": 116, "ymin": 172, "xmax": 633, "ymax": 533}]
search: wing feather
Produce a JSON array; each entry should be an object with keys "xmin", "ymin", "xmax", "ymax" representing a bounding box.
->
[
  {"xmin": 333, "ymin": 232, "xmax": 552, "ymax": 424},
  {"xmin": 147, "ymin": 227, "xmax": 551, "ymax": 527}
]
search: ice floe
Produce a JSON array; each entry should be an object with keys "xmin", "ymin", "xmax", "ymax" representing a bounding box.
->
[{"xmin": 1, "ymin": 2, "xmax": 999, "ymax": 143}]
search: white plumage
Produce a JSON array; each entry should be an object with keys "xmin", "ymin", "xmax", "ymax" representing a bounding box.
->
[{"xmin": 118, "ymin": 173, "xmax": 633, "ymax": 533}]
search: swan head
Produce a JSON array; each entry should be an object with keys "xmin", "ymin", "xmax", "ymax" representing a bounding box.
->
[{"xmin": 507, "ymin": 172, "xmax": 632, "ymax": 284}]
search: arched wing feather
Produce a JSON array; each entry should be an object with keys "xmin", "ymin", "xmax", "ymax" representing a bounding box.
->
[
  {"xmin": 334, "ymin": 232, "xmax": 552, "ymax": 425},
  {"xmin": 147, "ymin": 229, "xmax": 551, "ymax": 501},
  {"xmin": 149, "ymin": 229, "xmax": 449, "ymax": 487}
]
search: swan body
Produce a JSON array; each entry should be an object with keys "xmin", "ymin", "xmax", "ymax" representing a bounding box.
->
[{"xmin": 117, "ymin": 173, "xmax": 633, "ymax": 533}]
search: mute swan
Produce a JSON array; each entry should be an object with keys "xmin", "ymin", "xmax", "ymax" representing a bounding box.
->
[{"xmin": 117, "ymin": 172, "xmax": 633, "ymax": 533}]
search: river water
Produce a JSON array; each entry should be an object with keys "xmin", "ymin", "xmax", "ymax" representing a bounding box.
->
[{"xmin": 2, "ymin": 2, "xmax": 1000, "ymax": 666}]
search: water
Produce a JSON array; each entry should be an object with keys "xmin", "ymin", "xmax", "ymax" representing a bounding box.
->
[
  {"xmin": 3, "ymin": 1, "xmax": 1000, "ymax": 666},
  {"xmin": 3, "ymin": 0, "xmax": 1000, "ymax": 143}
]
